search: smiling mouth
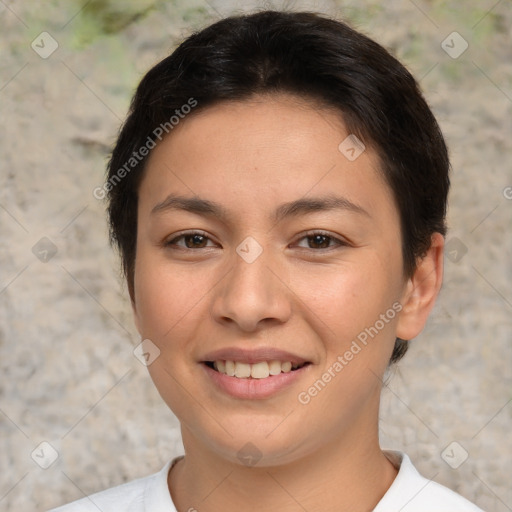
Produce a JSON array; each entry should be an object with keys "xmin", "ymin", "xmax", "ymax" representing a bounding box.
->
[{"xmin": 203, "ymin": 360, "xmax": 310, "ymax": 379}]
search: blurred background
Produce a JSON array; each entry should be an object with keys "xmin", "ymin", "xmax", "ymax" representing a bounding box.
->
[{"xmin": 0, "ymin": 0, "xmax": 511, "ymax": 510}]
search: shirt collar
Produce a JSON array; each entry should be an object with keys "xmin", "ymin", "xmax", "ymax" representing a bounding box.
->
[
  {"xmin": 143, "ymin": 455, "xmax": 183, "ymax": 511},
  {"xmin": 374, "ymin": 450, "xmax": 434, "ymax": 511}
]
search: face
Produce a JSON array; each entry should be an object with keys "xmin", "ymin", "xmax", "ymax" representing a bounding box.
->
[{"xmin": 132, "ymin": 94, "xmax": 418, "ymax": 466}]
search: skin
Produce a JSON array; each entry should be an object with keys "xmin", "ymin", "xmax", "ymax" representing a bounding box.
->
[{"xmin": 131, "ymin": 93, "xmax": 444, "ymax": 512}]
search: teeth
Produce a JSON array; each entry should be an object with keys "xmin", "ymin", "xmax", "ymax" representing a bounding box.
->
[
  {"xmin": 268, "ymin": 360, "xmax": 282, "ymax": 376},
  {"xmin": 251, "ymin": 361, "xmax": 269, "ymax": 379},
  {"xmin": 281, "ymin": 361, "xmax": 292, "ymax": 373},
  {"xmin": 234, "ymin": 362, "xmax": 251, "ymax": 378},
  {"xmin": 211, "ymin": 359, "xmax": 304, "ymax": 378},
  {"xmin": 225, "ymin": 360, "xmax": 235, "ymax": 376}
]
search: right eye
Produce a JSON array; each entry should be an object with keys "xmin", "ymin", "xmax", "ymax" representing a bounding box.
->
[{"xmin": 164, "ymin": 230, "xmax": 217, "ymax": 250}]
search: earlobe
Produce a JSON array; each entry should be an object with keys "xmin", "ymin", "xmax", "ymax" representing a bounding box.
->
[{"xmin": 396, "ymin": 233, "xmax": 445, "ymax": 341}]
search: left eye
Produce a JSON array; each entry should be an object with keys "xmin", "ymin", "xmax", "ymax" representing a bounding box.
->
[
  {"xmin": 165, "ymin": 230, "xmax": 347, "ymax": 250},
  {"xmin": 165, "ymin": 231, "xmax": 215, "ymax": 249},
  {"xmin": 295, "ymin": 231, "xmax": 346, "ymax": 250}
]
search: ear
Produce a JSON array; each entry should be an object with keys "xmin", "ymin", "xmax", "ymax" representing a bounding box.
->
[{"xmin": 396, "ymin": 232, "xmax": 444, "ymax": 341}]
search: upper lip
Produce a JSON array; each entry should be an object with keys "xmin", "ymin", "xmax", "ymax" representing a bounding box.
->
[{"xmin": 201, "ymin": 347, "xmax": 310, "ymax": 365}]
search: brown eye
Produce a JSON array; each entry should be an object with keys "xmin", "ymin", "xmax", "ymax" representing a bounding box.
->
[
  {"xmin": 165, "ymin": 231, "xmax": 215, "ymax": 249},
  {"xmin": 295, "ymin": 231, "xmax": 347, "ymax": 250},
  {"xmin": 307, "ymin": 233, "xmax": 331, "ymax": 249}
]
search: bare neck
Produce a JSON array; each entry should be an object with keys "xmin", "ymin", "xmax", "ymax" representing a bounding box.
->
[{"xmin": 168, "ymin": 423, "xmax": 399, "ymax": 512}]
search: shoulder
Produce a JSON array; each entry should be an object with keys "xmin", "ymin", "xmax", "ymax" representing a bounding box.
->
[
  {"xmin": 47, "ymin": 472, "xmax": 156, "ymax": 512},
  {"xmin": 47, "ymin": 457, "xmax": 180, "ymax": 512},
  {"xmin": 375, "ymin": 450, "xmax": 485, "ymax": 512}
]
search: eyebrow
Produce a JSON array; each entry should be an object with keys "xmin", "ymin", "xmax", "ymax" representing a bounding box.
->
[{"xmin": 150, "ymin": 193, "xmax": 370, "ymax": 223}]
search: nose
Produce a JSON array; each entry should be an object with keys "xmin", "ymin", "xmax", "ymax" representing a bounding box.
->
[{"xmin": 210, "ymin": 243, "xmax": 292, "ymax": 333}]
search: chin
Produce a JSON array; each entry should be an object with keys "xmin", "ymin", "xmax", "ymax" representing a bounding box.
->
[{"xmin": 189, "ymin": 414, "xmax": 316, "ymax": 468}]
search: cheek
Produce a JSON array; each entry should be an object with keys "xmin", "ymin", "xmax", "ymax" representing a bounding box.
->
[
  {"xmin": 290, "ymin": 258, "xmax": 394, "ymax": 342},
  {"xmin": 134, "ymin": 252, "xmax": 203, "ymax": 339},
  {"xmin": 134, "ymin": 255, "xmax": 205, "ymax": 412}
]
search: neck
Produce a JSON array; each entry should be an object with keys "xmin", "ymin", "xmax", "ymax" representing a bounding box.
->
[{"xmin": 168, "ymin": 419, "xmax": 398, "ymax": 512}]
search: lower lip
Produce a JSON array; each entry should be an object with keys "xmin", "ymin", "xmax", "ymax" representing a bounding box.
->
[{"xmin": 201, "ymin": 363, "xmax": 310, "ymax": 400}]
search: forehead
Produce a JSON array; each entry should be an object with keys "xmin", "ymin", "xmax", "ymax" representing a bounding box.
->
[{"xmin": 138, "ymin": 94, "xmax": 395, "ymax": 224}]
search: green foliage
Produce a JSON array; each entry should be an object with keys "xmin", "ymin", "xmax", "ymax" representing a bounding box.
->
[{"xmin": 68, "ymin": 0, "xmax": 160, "ymax": 48}]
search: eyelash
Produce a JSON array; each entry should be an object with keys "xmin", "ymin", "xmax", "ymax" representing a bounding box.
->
[{"xmin": 164, "ymin": 230, "xmax": 348, "ymax": 251}]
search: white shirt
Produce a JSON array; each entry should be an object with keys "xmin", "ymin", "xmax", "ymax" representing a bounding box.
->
[{"xmin": 48, "ymin": 450, "xmax": 485, "ymax": 511}]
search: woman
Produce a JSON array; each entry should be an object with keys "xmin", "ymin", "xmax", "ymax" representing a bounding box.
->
[{"xmin": 51, "ymin": 9, "xmax": 484, "ymax": 512}]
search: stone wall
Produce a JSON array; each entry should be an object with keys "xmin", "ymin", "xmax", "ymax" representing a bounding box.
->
[{"xmin": 1, "ymin": 1, "xmax": 510, "ymax": 510}]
